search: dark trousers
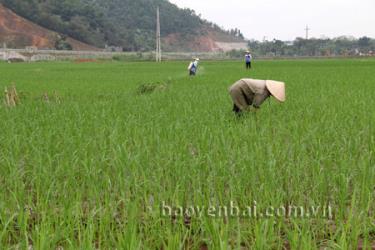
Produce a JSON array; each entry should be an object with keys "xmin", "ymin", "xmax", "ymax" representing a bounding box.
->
[
  {"xmin": 233, "ymin": 104, "xmax": 241, "ymax": 114},
  {"xmin": 246, "ymin": 62, "xmax": 251, "ymax": 69}
]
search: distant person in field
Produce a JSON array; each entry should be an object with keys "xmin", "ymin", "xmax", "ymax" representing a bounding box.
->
[
  {"xmin": 188, "ymin": 58, "xmax": 199, "ymax": 76},
  {"xmin": 229, "ymin": 79, "xmax": 285, "ymax": 114},
  {"xmin": 245, "ymin": 51, "xmax": 252, "ymax": 69}
]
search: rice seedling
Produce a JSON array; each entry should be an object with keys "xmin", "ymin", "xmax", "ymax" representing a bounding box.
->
[{"xmin": 0, "ymin": 59, "xmax": 374, "ymax": 249}]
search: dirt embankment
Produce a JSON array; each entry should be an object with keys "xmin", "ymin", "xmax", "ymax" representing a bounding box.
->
[
  {"xmin": 0, "ymin": 4, "xmax": 97, "ymax": 50},
  {"xmin": 163, "ymin": 30, "xmax": 247, "ymax": 52}
]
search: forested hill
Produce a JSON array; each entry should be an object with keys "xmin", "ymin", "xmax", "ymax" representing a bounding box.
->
[{"xmin": 0, "ymin": 0, "xmax": 245, "ymax": 51}]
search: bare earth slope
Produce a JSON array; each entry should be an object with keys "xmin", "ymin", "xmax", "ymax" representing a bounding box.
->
[
  {"xmin": 0, "ymin": 4, "xmax": 97, "ymax": 50},
  {"xmin": 163, "ymin": 30, "xmax": 247, "ymax": 52}
]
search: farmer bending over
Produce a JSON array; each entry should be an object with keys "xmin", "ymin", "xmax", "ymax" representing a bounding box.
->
[
  {"xmin": 229, "ymin": 79, "xmax": 285, "ymax": 114},
  {"xmin": 188, "ymin": 58, "xmax": 199, "ymax": 76}
]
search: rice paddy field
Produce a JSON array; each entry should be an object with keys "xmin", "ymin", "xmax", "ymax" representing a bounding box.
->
[{"xmin": 0, "ymin": 58, "xmax": 374, "ymax": 249}]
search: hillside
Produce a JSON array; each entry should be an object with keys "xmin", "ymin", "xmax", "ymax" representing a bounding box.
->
[
  {"xmin": 0, "ymin": 0, "xmax": 246, "ymax": 52},
  {"xmin": 0, "ymin": 5, "xmax": 98, "ymax": 50}
]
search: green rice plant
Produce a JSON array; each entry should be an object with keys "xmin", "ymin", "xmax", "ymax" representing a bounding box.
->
[
  {"xmin": 0, "ymin": 58, "xmax": 374, "ymax": 249},
  {"xmin": 137, "ymin": 82, "xmax": 168, "ymax": 95}
]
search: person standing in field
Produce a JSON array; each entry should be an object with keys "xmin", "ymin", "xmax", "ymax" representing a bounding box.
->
[
  {"xmin": 245, "ymin": 51, "xmax": 252, "ymax": 69},
  {"xmin": 188, "ymin": 58, "xmax": 199, "ymax": 76},
  {"xmin": 229, "ymin": 78, "xmax": 285, "ymax": 114}
]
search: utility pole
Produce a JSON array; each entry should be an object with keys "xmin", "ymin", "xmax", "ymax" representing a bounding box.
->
[
  {"xmin": 305, "ymin": 25, "xmax": 310, "ymax": 40},
  {"xmin": 156, "ymin": 7, "xmax": 161, "ymax": 62}
]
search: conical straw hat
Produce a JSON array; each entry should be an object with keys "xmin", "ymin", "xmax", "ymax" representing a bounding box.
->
[{"xmin": 266, "ymin": 80, "xmax": 286, "ymax": 102}]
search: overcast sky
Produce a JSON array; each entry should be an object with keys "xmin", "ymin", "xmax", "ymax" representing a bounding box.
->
[{"xmin": 169, "ymin": 0, "xmax": 375, "ymax": 41}]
